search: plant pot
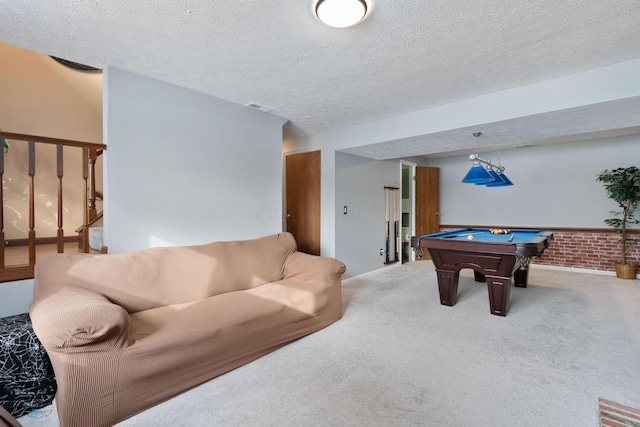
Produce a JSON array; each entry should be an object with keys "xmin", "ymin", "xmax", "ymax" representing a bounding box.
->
[{"xmin": 614, "ymin": 262, "xmax": 638, "ymax": 279}]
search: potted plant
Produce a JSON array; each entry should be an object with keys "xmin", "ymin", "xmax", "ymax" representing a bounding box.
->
[
  {"xmin": 597, "ymin": 165, "xmax": 640, "ymax": 279},
  {"xmin": 0, "ymin": 128, "xmax": 9, "ymax": 151}
]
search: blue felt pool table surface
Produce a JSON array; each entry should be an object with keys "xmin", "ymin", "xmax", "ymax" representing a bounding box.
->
[{"xmin": 420, "ymin": 228, "xmax": 548, "ymax": 244}]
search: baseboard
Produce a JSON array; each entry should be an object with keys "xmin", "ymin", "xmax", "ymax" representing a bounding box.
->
[
  {"xmin": 4, "ymin": 236, "xmax": 79, "ymax": 247},
  {"xmin": 343, "ymin": 261, "xmax": 639, "ymax": 283},
  {"xmin": 532, "ymin": 263, "xmax": 640, "ymax": 279},
  {"xmin": 342, "ymin": 262, "xmax": 406, "ymax": 284}
]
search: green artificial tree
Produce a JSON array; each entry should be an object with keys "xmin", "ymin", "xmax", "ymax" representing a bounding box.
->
[{"xmin": 597, "ymin": 166, "xmax": 640, "ymax": 270}]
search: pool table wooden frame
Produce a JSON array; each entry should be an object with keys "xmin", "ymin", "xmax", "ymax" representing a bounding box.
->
[{"xmin": 411, "ymin": 228, "xmax": 553, "ymax": 316}]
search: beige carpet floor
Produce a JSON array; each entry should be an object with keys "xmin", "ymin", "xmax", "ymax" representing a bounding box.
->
[{"xmin": 18, "ymin": 261, "xmax": 640, "ymax": 426}]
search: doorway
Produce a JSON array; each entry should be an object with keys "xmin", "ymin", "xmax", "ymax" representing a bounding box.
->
[
  {"xmin": 401, "ymin": 161, "xmax": 416, "ymax": 263},
  {"xmin": 285, "ymin": 150, "xmax": 321, "ymax": 255}
]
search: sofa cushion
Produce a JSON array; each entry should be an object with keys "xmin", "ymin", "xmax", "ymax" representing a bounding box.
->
[
  {"xmin": 245, "ymin": 279, "xmax": 330, "ymax": 316},
  {"xmin": 109, "ymin": 287, "xmax": 332, "ymax": 422},
  {"xmin": 34, "ymin": 232, "xmax": 298, "ymax": 313}
]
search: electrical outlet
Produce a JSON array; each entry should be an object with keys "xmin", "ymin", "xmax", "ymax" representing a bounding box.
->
[
  {"xmin": 379, "ymin": 248, "xmax": 384, "ymax": 256},
  {"xmin": 343, "ymin": 206, "xmax": 348, "ymax": 214}
]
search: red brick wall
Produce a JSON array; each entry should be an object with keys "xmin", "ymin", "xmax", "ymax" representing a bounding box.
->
[
  {"xmin": 535, "ymin": 230, "xmax": 640, "ymax": 272},
  {"xmin": 441, "ymin": 226, "xmax": 640, "ymax": 273}
]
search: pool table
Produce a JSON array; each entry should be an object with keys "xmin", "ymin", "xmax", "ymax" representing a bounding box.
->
[{"xmin": 411, "ymin": 228, "xmax": 553, "ymax": 316}]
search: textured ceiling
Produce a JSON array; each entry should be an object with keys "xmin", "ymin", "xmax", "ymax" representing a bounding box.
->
[
  {"xmin": 341, "ymin": 97, "xmax": 640, "ymax": 159},
  {"xmin": 1, "ymin": 0, "xmax": 639, "ymax": 158}
]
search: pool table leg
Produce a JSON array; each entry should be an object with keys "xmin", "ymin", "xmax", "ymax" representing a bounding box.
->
[
  {"xmin": 486, "ymin": 275, "xmax": 511, "ymax": 316},
  {"xmin": 513, "ymin": 267, "xmax": 529, "ymax": 288},
  {"xmin": 436, "ymin": 269, "xmax": 459, "ymax": 306},
  {"xmin": 478, "ymin": 266, "xmax": 529, "ymax": 288}
]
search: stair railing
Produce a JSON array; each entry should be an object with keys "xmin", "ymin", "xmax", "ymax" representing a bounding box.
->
[
  {"xmin": 0, "ymin": 131, "xmax": 106, "ymax": 282},
  {"xmin": 80, "ymin": 147, "xmax": 104, "ymax": 253}
]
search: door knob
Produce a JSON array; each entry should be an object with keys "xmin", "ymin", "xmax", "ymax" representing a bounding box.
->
[{"xmin": 286, "ymin": 213, "xmax": 292, "ymax": 219}]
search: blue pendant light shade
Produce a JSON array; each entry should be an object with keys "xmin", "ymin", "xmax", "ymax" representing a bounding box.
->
[
  {"xmin": 462, "ymin": 133, "xmax": 514, "ymax": 186},
  {"xmin": 475, "ymin": 169, "xmax": 504, "ymax": 186},
  {"xmin": 486, "ymin": 172, "xmax": 513, "ymax": 187},
  {"xmin": 462, "ymin": 162, "xmax": 494, "ymax": 184}
]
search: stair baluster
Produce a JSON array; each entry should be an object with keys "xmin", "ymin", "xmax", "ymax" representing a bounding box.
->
[{"xmin": 0, "ymin": 131, "xmax": 105, "ymax": 282}]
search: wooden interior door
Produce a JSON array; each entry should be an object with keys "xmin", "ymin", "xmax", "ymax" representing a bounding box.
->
[
  {"xmin": 286, "ymin": 151, "xmax": 321, "ymax": 255},
  {"xmin": 415, "ymin": 166, "xmax": 440, "ymax": 260}
]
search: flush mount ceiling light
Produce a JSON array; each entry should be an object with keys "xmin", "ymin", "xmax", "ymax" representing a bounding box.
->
[{"xmin": 315, "ymin": 0, "xmax": 369, "ymax": 28}]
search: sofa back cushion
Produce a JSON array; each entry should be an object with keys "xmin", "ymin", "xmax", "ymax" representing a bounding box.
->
[{"xmin": 33, "ymin": 232, "xmax": 297, "ymax": 313}]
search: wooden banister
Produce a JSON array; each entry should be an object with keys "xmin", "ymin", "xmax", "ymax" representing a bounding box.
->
[
  {"xmin": 57, "ymin": 144, "xmax": 64, "ymax": 254},
  {"xmin": 82, "ymin": 147, "xmax": 90, "ymax": 252},
  {"xmin": 88, "ymin": 148, "xmax": 99, "ymax": 222},
  {"xmin": 0, "ymin": 132, "xmax": 106, "ymax": 282},
  {"xmin": 0, "ymin": 142, "xmax": 4, "ymax": 270},
  {"xmin": 28, "ymin": 141, "xmax": 35, "ymax": 266},
  {"xmin": 0, "ymin": 132, "xmax": 105, "ymax": 150}
]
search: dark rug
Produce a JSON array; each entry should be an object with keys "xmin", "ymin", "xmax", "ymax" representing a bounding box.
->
[{"xmin": 0, "ymin": 314, "xmax": 56, "ymax": 418}]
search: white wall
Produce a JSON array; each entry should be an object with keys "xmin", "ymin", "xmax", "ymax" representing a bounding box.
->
[
  {"xmin": 306, "ymin": 132, "xmax": 639, "ymax": 280},
  {"xmin": 429, "ymin": 134, "xmax": 640, "ymax": 228},
  {"xmin": 0, "ymin": 42, "xmax": 103, "ymax": 240},
  {"xmin": 0, "ymin": 42, "xmax": 103, "ymax": 143},
  {"xmin": 103, "ymin": 67, "xmax": 287, "ymax": 253},
  {"xmin": 0, "ymin": 66, "xmax": 287, "ymax": 317},
  {"xmin": 0, "ymin": 279, "xmax": 35, "ymax": 317},
  {"xmin": 335, "ymin": 153, "xmax": 401, "ymax": 277},
  {"xmin": 0, "ymin": 43, "xmax": 102, "ymax": 318},
  {"xmin": 287, "ymin": 59, "xmax": 640, "ymax": 274}
]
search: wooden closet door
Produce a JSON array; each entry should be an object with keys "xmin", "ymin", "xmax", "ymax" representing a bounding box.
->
[
  {"xmin": 415, "ymin": 166, "xmax": 440, "ymax": 260},
  {"xmin": 285, "ymin": 151, "xmax": 321, "ymax": 255}
]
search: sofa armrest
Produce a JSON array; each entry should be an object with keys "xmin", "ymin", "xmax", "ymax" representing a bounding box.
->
[
  {"xmin": 284, "ymin": 251, "xmax": 346, "ymax": 282},
  {"xmin": 29, "ymin": 287, "xmax": 131, "ymax": 353}
]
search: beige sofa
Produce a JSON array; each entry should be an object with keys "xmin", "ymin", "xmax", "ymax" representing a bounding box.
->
[{"xmin": 30, "ymin": 232, "xmax": 345, "ymax": 427}]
